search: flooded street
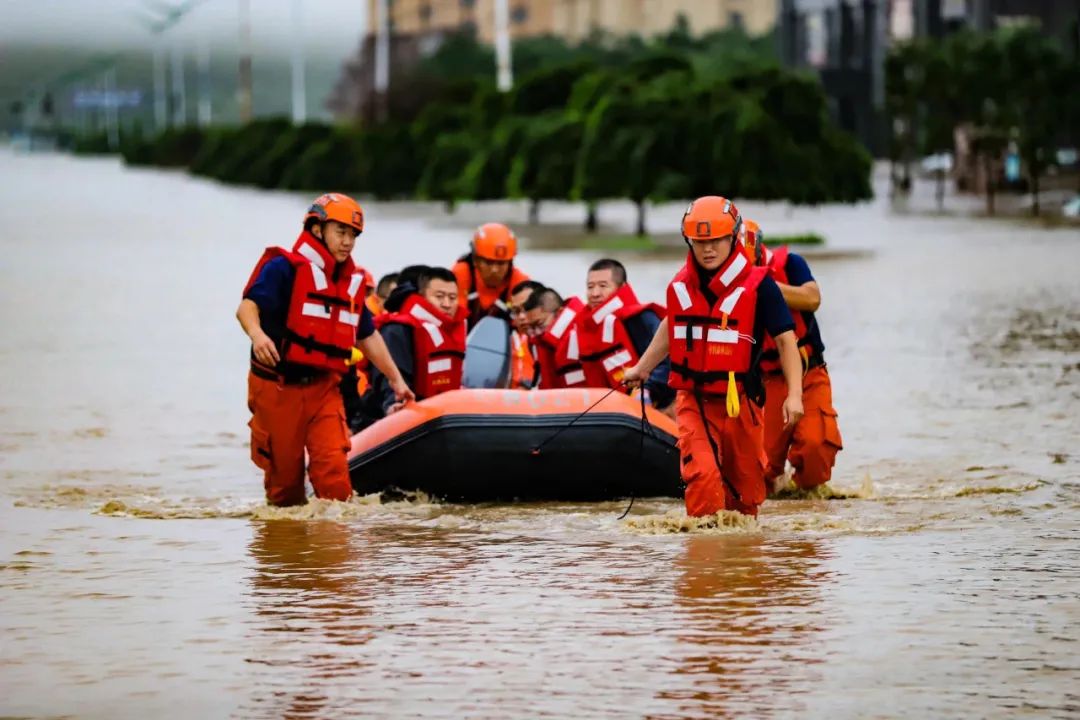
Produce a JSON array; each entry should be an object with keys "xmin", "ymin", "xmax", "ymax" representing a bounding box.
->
[{"xmin": 2, "ymin": 148, "xmax": 1078, "ymax": 718}]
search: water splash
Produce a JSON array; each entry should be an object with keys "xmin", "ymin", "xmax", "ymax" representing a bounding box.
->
[
  {"xmin": 622, "ymin": 509, "xmax": 759, "ymax": 535},
  {"xmin": 952, "ymin": 481, "xmax": 1044, "ymax": 497},
  {"xmin": 771, "ymin": 474, "xmax": 875, "ymax": 500}
]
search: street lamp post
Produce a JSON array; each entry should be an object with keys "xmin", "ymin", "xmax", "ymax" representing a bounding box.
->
[
  {"xmin": 291, "ymin": 0, "xmax": 306, "ymax": 124},
  {"xmin": 494, "ymin": 0, "xmax": 513, "ymax": 92},
  {"xmin": 374, "ymin": 0, "xmax": 390, "ymax": 122},
  {"xmin": 197, "ymin": 39, "xmax": 212, "ymax": 126},
  {"xmin": 237, "ymin": 0, "xmax": 253, "ymax": 123},
  {"xmin": 171, "ymin": 42, "xmax": 187, "ymax": 126},
  {"xmin": 154, "ymin": 42, "xmax": 168, "ymax": 130},
  {"xmin": 104, "ymin": 66, "xmax": 120, "ymax": 149}
]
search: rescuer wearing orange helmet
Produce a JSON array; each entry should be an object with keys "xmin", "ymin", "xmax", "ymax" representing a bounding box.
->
[
  {"xmin": 237, "ymin": 193, "xmax": 415, "ymax": 507},
  {"xmin": 741, "ymin": 219, "xmax": 842, "ymax": 494},
  {"xmin": 451, "ymin": 222, "xmax": 530, "ymax": 327},
  {"xmin": 622, "ymin": 196, "xmax": 805, "ymax": 518}
]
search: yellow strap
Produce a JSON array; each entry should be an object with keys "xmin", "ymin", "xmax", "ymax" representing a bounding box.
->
[
  {"xmin": 347, "ymin": 347, "xmax": 364, "ymax": 366},
  {"xmin": 726, "ymin": 370, "xmax": 740, "ymax": 418},
  {"xmin": 720, "ymin": 313, "xmax": 729, "ymax": 330}
]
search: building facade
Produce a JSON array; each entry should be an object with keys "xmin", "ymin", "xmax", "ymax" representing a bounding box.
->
[
  {"xmin": 366, "ymin": 0, "xmax": 777, "ymax": 43},
  {"xmin": 335, "ymin": 0, "xmax": 779, "ymax": 120}
]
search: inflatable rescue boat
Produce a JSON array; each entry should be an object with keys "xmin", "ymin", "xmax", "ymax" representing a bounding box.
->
[{"xmin": 347, "ymin": 388, "xmax": 680, "ymax": 502}]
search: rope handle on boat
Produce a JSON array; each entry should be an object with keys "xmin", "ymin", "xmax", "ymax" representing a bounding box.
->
[{"xmin": 530, "ymin": 387, "xmax": 621, "ymax": 456}]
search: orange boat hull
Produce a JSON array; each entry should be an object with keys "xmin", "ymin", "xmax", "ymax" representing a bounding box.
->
[{"xmin": 347, "ymin": 389, "xmax": 680, "ymax": 501}]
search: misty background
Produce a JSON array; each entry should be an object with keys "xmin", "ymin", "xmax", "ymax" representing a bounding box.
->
[{"xmin": 0, "ymin": 0, "xmax": 370, "ymax": 123}]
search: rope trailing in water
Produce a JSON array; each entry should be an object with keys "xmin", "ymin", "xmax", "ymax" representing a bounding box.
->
[{"xmin": 617, "ymin": 390, "xmax": 656, "ymax": 520}]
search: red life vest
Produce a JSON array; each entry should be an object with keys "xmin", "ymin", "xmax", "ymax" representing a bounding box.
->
[
  {"xmin": 532, "ymin": 297, "xmax": 589, "ymax": 389},
  {"xmin": 243, "ymin": 232, "xmax": 368, "ymax": 375},
  {"xmin": 509, "ymin": 330, "xmax": 536, "ymax": 389},
  {"xmin": 759, "ymin": 245, "xmax": 814, "ymax": 373},
  {"xmin": 666, "ymin": 249, "xmax": 768, "ymax": 395},
  {"xmin": 578, "ymin": 283, "xmax": 666, "ymax": 390},
  {"xmin": 376, "ymin": 294, "xmax": 467, "ymax": 399},
  {"xmin": 451, "ymin": 254, "xmax": 530, "ymax": 326}
]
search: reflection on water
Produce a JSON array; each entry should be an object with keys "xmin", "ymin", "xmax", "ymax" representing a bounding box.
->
[
  {"xmin": 2, "ymin": 150, "xmax": 1079, "ymax": 718},
  {"xmin": 241, "ymin": 521, "xmax": 376, "ymax": 719},
  {"xmin": 660, "ymin": 537, "xmax": 831, "ymax": 719}
]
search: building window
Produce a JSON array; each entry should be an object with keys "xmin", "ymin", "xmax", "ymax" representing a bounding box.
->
[
  {"xmin": 512, "ymin": 5, "xmax": 528, "ymax": 24},
  {"xmin": 728, "ymin": 11, "xmax": 744, "ymax": 32},
  {"xmin": 419, "ymin": 3, "xmax": 432, "ymax": 24},
  {"xmin": 461, "ymin": 19, "xmax": 477, "ymax": 35}
]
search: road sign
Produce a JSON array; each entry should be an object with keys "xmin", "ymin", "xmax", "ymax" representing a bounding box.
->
[{"xmin": 72, "ymin": 89, "xmax": 143, "ymax": 109}]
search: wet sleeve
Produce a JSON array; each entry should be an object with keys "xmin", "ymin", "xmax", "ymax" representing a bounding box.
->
[
  {"xmin": 785, "ymin": 253, "xmax": 815, "ymax": 286},
  {"xmin": 628, "ymin": 311, "xmax": 675, "ymax": 409},
  {"xmin": 356, "ymin": 304, "xmax": 376, "ymax": 341},
  {"xmin": 368, "ymin": 324, "xmax": 414, "ymax": 416},
  {"xmin": 758, "ymin": 276, "xmax": 796, "ymax": 338},
  {"xmin": 243, "ymin": 257, "xmax": 293, "ymax": 318}
]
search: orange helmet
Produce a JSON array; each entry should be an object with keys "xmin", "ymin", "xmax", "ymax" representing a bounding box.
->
[
  {"xmin": 741, "ymin": 219, "xmax": 765, "ymax": 265},
  {"xmin": 472, "ymin": 223, "xmax": 517, "ymax": 261},
  {"xmin": 304, "ymin": 193, "xmax": 364, "ymax": 233},
  {"xmin": 682, "ymin": 196, "xmax": 741, "ymax": 242}
]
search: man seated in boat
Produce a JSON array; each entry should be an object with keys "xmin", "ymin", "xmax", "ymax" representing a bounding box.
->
[
  {"xmin": 369, "ymin": 272, "xmax": 398, "ymax": 316},
  {"xmin": 452, "ymin": 222, "xmax": 530, "ymax": 328},
  {"xmin": 522, "ymin": 287, "xmax": 591, "ymax": 389},
  {"xmin": 509, "ymin": 280, "xmax": 545, "ymax": 389},
  {"xmin": 365, "ymin": 267, "xmax": 468, "ymax": 417},
  {"xmin": 577, "ymin": 258, "xmax": 675, "ymax": 416}
]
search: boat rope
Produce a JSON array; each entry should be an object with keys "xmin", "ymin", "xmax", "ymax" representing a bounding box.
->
[
  {"xmin": 530, "ymin": 387, "xmax": 620, "ymax": 456},
  {"xmin": 616, "ymin": 390, "xmax": 654, "ymax": 520}
]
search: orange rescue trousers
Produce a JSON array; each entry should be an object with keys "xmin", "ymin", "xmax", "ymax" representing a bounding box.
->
[
  {"xmin": 247, "ymin": 371, "xmax": 354, "ymax": 506},
  {"xmin": 676, "ymin": 390, "xmax": 768, "ymax": 517},
  {"xmin": 763, "ymin": 365, "xmax": 842, "ymax": 490}
]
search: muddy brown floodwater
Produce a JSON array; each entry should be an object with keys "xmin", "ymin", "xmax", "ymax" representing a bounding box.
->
[{"xmin": 1, "ymin": 149, "xmax": 1078, "ymax": 719}]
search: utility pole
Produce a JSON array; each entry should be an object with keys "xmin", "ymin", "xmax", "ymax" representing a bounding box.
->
[
  {"xmin": 136, "ymin": 1, "xmax": 206, "ymax": 131},
  {"xmin": 197, "ymin": 39, "xmax": 212, "ymax": 126},
  {"xmin": 153, "ymin": 43, "xmax": 168, "ymax": 130},
  {"xmin": 237, "ymin": 0, "xmax": 253, "ymax": 123},
  {"xmin": 171, "ymin": 43, "xmax": 187, "ymax": 126},
  {"xmin": 374, "ymin": 0, "xmax": 390, "ymax": 122},
  {"xmin": 104, "ymin": 66, "xmax": 120, "ymax": 149},
  {"xmin": 494, "ymin": 0, "xmax": 513, "ymax": 91},
  {"xmin": 290, "ymin": 0, "xmax": 307, "ymax": 124}
]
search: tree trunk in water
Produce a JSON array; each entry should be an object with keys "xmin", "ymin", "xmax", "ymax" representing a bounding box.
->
[
  {"xmin": 635, "ymin": 200, "xmax": 646, "ymax": 237},
  {"xmin": 585, "ymin": 203, "xmax": 598, "ymax": 233},
  {"xmin": 983, "ymin": 154, "xmax": 995, "ymax": 216},
  {"xmin": 528, "ymin": 198, "xmax": 540, "ymax": 225},
  {"xmin": 935, "ymin": 169, "xmax": 945, "ymax": 211},
  {"xmin": 444, "ymin": 199, "xmax": 456, "ymax": 215}
]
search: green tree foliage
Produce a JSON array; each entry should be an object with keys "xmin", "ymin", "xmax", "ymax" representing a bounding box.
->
[
  {"xmin": 92, "ymin": 17, "xmax": 873, "ymax": 224},
  {"xmin": 507, "ymin": 111, "xmax": 584, "ymax": 223},
  {"xmin": 279, "ymin": 128, "xmax": 364, "ymax": 192},
  {"xmin": 416, "ymin": 132, "xmax": 476, "ymax": 211},
  {"xmin": 886, "ymin": 27, "xmax": 1078, "ymax": 215}
]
